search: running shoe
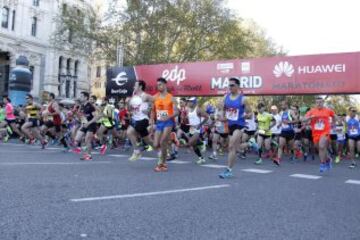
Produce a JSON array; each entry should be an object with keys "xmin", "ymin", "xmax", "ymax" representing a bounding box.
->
[
  {"xmin": 146, "ymin": 145, "xmax": 154, "ymax": 152},
  {"xmin": 335, "ymin": 156, "xmax": 340, "ymax": 164},
  {"xmin": 6, "ymin": 126, "xmax": 13, "ymax": 135},
  {"xmin": 272, "ymin": 157, "xmax": 280, "ymax": 166},
  {"xmin": 255, "ymin": 158, "xmax": 263, "ymax": 165},
  {"xmin": 325, "ymin": 158, "xmax": 332, "ymax": 171},
  {"xmin": 80, "ymin": 153, "xmax": 92, "ymax": 161},
  {"xmin": 349, "ymin": 162, "xmax": 356, "ymax": 169},
  {"xmin": 295, "ymin": 149, "xmax": 303, "ymax": 159},
  {"xmin": 129, "ymin": 151, "xmax": 142, "ymax": 161},
  {"xmin": 166, "ymin": 153, "xmax": 176, "ymax": 161},
  {"xmin": 71, "ymin": 147, "xmax": 82, "ymax": 154},
  {"xmin": 208, "ymin": 154, "xmax": 218, "ymax": 161},
  {"xmin": 179, "ymin": 139, "xmax": 187, "ymax": 146},
  {"xmin": 100, "ymin": 144, "xmax": 107, "ymax": 155},
  {"xmin": 154, "ymin": 163, "xmax": 168, "ymax": 172},
  {"xmin": 3, "ymin": 134, "xmax": 9, "ymax": 143},
  {"xmin": 248, "ymin": 141, "xmax": 259, "ymax": 152},
  {"xmin": 41, "ymin": 140, "xmax": 48, "ymax": 149},
  {"xmin": 196, "ymin": 157, "xmax": 206, "ymax": 165},
  {"xmin": 319, "ymin": 163, "xmax": 326, "ymax": 173},
  {"xmin": 219, "ymin": 168, "xmax": 233, "ymax": 179}
]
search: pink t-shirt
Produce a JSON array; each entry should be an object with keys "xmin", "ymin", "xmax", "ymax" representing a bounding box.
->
[{"xmin": 5, "ymin": 103, "xmax": 16, "ymax": 120}]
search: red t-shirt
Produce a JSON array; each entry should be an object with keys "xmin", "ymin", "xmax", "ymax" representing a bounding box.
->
[{"xmin": 305, "ymin": 107, "xmax": 335, "ymax": 135}]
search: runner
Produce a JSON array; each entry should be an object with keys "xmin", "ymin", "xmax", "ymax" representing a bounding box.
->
[
  {"xmin": 127, "ymin": 80, "xmax": 154, "ymax": 161},
  {"xmin": 270, "ymin": 105, "xmax": 281, "ymax": 159},
  {"xmin": 21, "ymin": 94, "xmax": 47, "ymax": 148},
  {"xmin": 219, "ymin": 77, "xmax": 248, "ymax": 179},
  {"xmin": 41, "ymin": 93, "xmax": 65, "ymax": 147},
  {"xmin": 72, "ymin": 92, "xmax": 99, "ymax": 160},
  {"xmin": 185, "ymin": 97, "xmax": 209, "ymax": 164},
  {"xmin": 3, "ymin": 96, "xmax": 24, "ymax": 141},
  {"xmin": 209, "ymin": 105, "xmax": 228, "ymax": 160},
  {"xmin": 152, "ymin": 78, "xmax": 179, "ymax": 172},
  {"xmin": 255, "ymin": 102, "xmax": 275, "ymax": 165},
  {"xmin": 97, "ymin": 97, "xmax": 117, "ymax": 155},
  {"xmin": 346, "ymin": 107, "xmax": 360, "ymax": 169},
  {"xmin": 273, "ymin": 100, "xmax": 297, "ymax": 166},
  {"xmin": 304, "ymin": 96, "xmax": 335, "ymax": 172}
]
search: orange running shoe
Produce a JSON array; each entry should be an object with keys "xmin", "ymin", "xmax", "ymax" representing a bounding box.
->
[{"xmin": 154, "ymin": 163, "xmax": 168, "ymax": 172}]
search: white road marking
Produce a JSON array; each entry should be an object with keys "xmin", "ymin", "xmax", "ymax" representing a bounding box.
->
[
  {"xmin": 290, "ymin": 174, "xmax": 322, "ymax": 180},
  {"xmin": 107, "ymin": 154, "xmax": 157, "ymax": 161},
  {"xmin": 241, "ymin": 168, "xmax": 273, "ymax": 174},
  {"xmin": 70, "ymin": 184, "xmax": 231, "ymax": 202},
  {"xmin": 140, "ymin": 157, "xmax": 158, "ymax": 161},
  {"xmin": 168, "ymin": 160, "xmax": 190, "ymax": 164},
  {"xmin": 0, "ymin": 162, "xmax": 111, "ymax": 166},
  {"xmin": 108, "ymin": 154, "xmax": 128, "ymax": 158},
  {"xmin": 201, "ymin": 164, "xmax": 227, "ymax": 169},
  {"xmin": 345, "ymin": 179, "xmax": 360, "ymax": 185}
]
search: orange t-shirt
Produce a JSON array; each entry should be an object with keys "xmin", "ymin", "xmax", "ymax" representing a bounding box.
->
[
  {"xmin": 305, "ymin": 107, "xmax": 335, "ymax": 135},
  {"xmin": 153, "ymin": 93, "xmax": 174, "ymax": 121}
]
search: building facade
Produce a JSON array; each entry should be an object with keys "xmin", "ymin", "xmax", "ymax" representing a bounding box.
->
[{"xmin": 0, "ymin": 0, "xmax": 94, "ymax": 100}]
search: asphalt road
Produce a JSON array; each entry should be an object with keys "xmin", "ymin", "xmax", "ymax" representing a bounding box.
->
[{"xmin": 0, "ymin": 143, "xmax": 360, "ymax": 240}]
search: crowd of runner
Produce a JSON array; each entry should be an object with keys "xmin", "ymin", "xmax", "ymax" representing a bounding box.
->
[{"xmin": 0, "ymin": 77, "xmax": 359, "ymax": 178}]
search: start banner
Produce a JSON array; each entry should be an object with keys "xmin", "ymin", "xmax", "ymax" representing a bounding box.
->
[{"xmin": 106, "ymin": 51, "xmax": 360, "ymax": 97}]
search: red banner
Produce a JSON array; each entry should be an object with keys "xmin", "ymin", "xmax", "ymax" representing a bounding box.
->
[{"xmin": 108, "ymin": 52, "xmax": 360, "ymax": 97}]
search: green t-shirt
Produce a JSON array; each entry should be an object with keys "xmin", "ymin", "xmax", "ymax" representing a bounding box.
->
[
  {"xmin": 257, "ymin": 112, "xmax": 273, "ymax": 136},
  {"xmin": 0, "ymin": 108, "xmax": 5, "ymax": 122}
]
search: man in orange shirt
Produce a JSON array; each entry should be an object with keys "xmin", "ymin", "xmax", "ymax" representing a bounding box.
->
[
  {"xmin": 304, "ymin": 96, "xmax": 335, "ymax": 172},
  {"xmin": 152, "ymin": 78, "xmax": 179, "ymax": 172}
]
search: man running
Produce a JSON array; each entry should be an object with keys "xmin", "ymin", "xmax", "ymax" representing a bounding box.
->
[
  {"xmin": 152, "ymin": 78, "xmax": 179, "ymax": 172},
  {"xmin": 127, "ymin": 80, "xmax": 154, "ymax": 161},
  {"xmin": 72, "ymin": 92, "xmax": 99, "ymax": 160},
  {"xmin": 3, "ymin": 95, "xmax": 24, "ymax": 140},
  {"xmin": 346, "ymin": 107, "xmax": 360, "ymax": 169},
  {"xmin": 219, "ymin": 77, "xmax": 248, "ymax": 179},
  {"xmin": 185, "ymin": 97, "xmax": 209, "ymax": 164},
  {"xmin": 304, "ymin": 96, "xmax": 335, "ymax": 172},
  {"xmin": 21, "ymin": 94, "xmax": 47, "ymax": 148}
]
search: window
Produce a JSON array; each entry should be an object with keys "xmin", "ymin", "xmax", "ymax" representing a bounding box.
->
[
  {"xmin": 96, "ymin": 66, "xmax": 101, "ymax": 78},
  {"xmin": 29, "ymin": 66, "xmax": 34, "ymax": 90},
  {"xmin": 2, "ymin": 7, "xmax": 9, "ymax": 28},
  {"xmin": 66, "ymin": 59, "xmax": 71, "ymax": 75},
  {"xmin": 11, "ymin": 10, "xmax": 15, "ymax": 31},
  {"xmin": 68, "ymin": 28, "xmax": 73, "ymax": 43},
  {"xmin": 65, "ymin": 79, "xmax": 70, "ymax": 98},
  {"xmin": 33, "ymin": 0, "xmax": 40, "ymax": 7},
  {"xmin": 74, "ymin": 61, "xmax": 79, "ymax": 76},
  {"xmin": 62, "ymin": 4, "xmax": 67, "ymax": 15},
  {"xmin": 73, "ymin": 81, "xmax": 77, "ymax": 98},
  {"xmin": 31, "ymin": 17, "xmax": 37, "ymax": 36}
]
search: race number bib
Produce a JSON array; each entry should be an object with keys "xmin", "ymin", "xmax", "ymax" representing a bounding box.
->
[
  {"xmin": 350, "ymin": 127, "xmax": 359, "ymax": 135},
  {"xmin": 314, "ymin": 120, "xmax": 325, "ymax": 130},
  {"xmin": 258, "ymin": 129, "xmax": 266, "ymax": 135},
  {"xmin": 226, "ymin": 108, "xmax": 239, "ymax": 121},
  {"xmin": 157, "ymin": 110, "xmax": 169, "ymax": 121},
  {"xmin": 189, "ymin": 126, "xmax": 200, "ymax": 135},
  {"xmin": 282, "ymin": 123, "xmax": 289, "ymax": 129}
]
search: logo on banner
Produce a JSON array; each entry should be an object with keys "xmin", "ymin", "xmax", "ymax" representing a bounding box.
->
[
  {"xmin": 112, "ymin": 72, "xmax": 128, "ymax": 86},
  {"xmin": 217, "ymin": 63, "xmax": 234, "ymax": 74},
  {"xmin": 162, "ymin": 65, "xmax": 186, "ymax": 85},
  {"xmin": 241, "ymin": 62, "xmax": 251, "ymax": 73},
  {"xmin": 273, "ymin": 61, "xmax": 294, "ymax": 78}
]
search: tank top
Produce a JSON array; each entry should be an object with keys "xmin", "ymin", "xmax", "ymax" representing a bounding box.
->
[
  {"xmin": 154, "ymin": 93, "xmax": 174, "ymax": 122},
  {"xmin": 281, "ymin": 111, "xmax": 293, "ymax": 132},
  {"xmin": 224, "ymin": 94, "xmax": 245, "ymax": 127},
  {"xmin": 130, "ymin": 93, "xmax": 149, "ymax": 121},
  {"xmin": 48, "ymin": 102, "xmax": 62, "ymax": 125},
  {"xmin": 347, "ymin": 117, "xmax": 360, "ymax": 137},
  {"xmin": 245, "ymin": 113, "xmax": 257, "ymax": 131},
  {"xmin": 188, "ymin": 107, "xmax": 201, "ymax": 127},
  {"xmin": 5, "ymin": 102, "xmax": 16, "ymax": 120},
  {"xmin": 26, "ymin": 104, "xmax": 39, "ymax": 119}
]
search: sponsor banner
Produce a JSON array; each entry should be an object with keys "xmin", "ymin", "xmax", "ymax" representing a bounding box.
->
[
  {"xmin": 106, "ymin": 67, "xmax": 136, "ymax": 97},
  {"xmin": 107, "ymin": 52, "xmax": 360, "ymax": 97}
]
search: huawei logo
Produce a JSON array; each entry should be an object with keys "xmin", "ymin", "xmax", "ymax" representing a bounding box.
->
[{"xmin": 273, "ymin": 61, "xmax": 294, "ymax": 78}]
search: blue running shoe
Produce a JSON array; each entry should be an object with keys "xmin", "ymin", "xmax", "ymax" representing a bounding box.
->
[
  {"xmin": 219, "ymin": 168, "xmax": 233, "ymax": 179},
  {"xmin": 325, "ymin": 159, "xmax": 332, "ymax": 171},
  {"xmin": 319, "ymin": 163, "xmax": 326, "ymax": 173}
]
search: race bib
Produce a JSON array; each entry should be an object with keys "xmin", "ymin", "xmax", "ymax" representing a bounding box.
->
[
  {"xmin": 226, "ymin": 108, "xmax": 239, "ymax": 121},
  {"xmin": 189, "ymin": 126, "xmax": 200, "ymax": 135},
  {"xmin": 157, "ymin": 110, "xmax": 169, "ymax": 121},
  {"xmin": 314, "ymin": 120, "xmax": 325, "ymax": 130},
  {"xmin": 350, "ymin": 127, "xmax": 359, "ymax": 135},
  {"xmin": 282, "ymin": 123, "xmax": 289, "ymax": 129},
  {"xmin": 258, "ymin": 129, "xmax": 266, "ymax": 135},
  {"xmin": 81, "ymin": 116, "xmax": 88, "ymax": 124}
]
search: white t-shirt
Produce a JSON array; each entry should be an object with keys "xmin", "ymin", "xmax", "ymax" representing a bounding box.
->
[{"xmin": 271, "ymin": 113, "xmax": 281, "ymax": 134}]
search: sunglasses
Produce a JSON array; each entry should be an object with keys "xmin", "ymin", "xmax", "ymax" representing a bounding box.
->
[{"xmin": 229, "ymin": 84, "xmax": 237, "ymax": 87}]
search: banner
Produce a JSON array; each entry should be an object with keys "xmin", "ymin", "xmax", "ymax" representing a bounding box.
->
[{"xmin": 106, "ymin": 52, "xmax": 360, "ymax": 97}]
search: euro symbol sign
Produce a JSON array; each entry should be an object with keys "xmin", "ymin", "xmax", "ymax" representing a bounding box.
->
[{"xmin": 112, "ymin": 72, "xmax": 128, "ymax": 86}]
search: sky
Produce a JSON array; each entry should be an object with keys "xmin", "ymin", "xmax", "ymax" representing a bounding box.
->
[{"xmin": 227, "ymin": 0, "xmax": 360, "ymax": 56}]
